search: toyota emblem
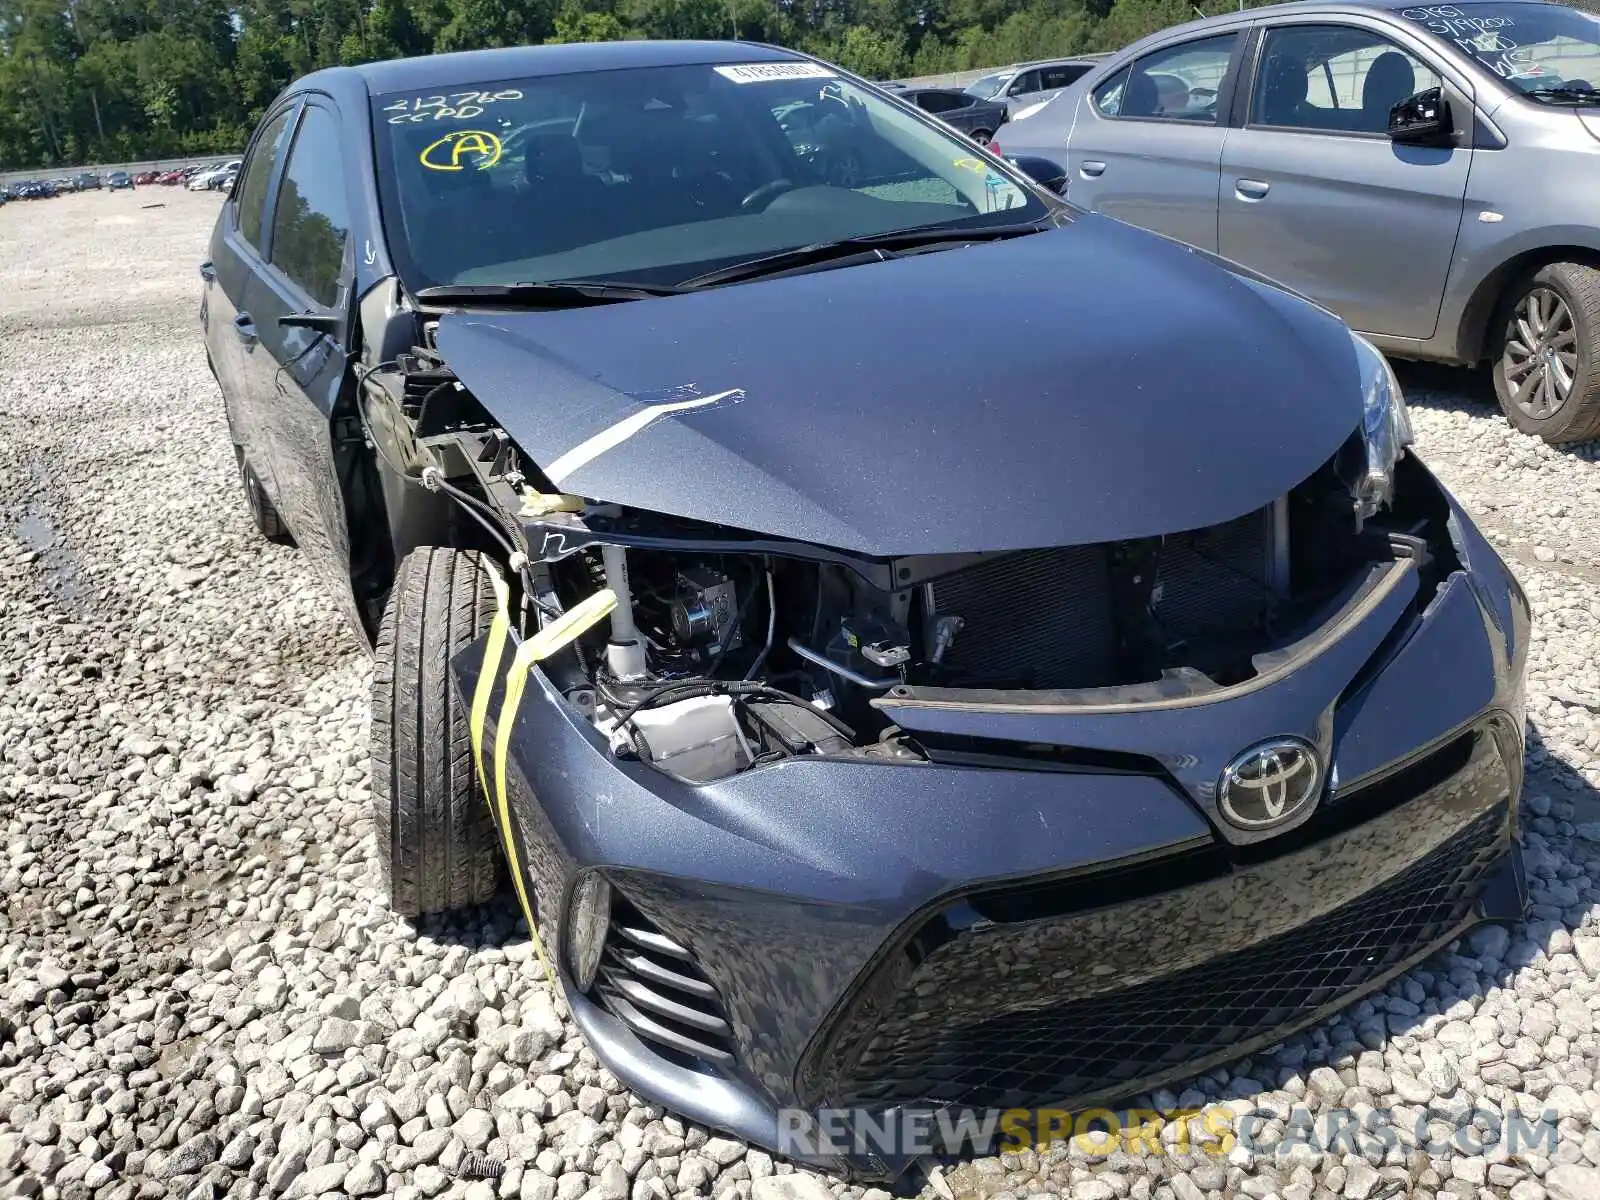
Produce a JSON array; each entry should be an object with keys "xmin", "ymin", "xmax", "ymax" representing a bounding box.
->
[{"xmin": 1217, "ymin": 737, "xmax": 1322, "ymax": 830}]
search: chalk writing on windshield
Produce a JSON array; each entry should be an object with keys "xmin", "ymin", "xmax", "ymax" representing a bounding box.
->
[
  {"xmin": 385, "ymin": 90, "xmax": 524, "ymax": 124},
  {"xmin": 1398, "ymin": 6, "xmax": 1544, "ymax": 78},
  {"xmin": 419, "ymin": 129, "xmax": 504, "ymax": 171}
]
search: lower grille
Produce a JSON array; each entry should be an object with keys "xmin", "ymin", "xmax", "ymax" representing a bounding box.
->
[
  {"xmin": 821, "ymin": 805, "xmax": 1505, "ymax": 1111},
  {"xmin": 927, "ymin": 508, "xmax": 1272, "ymax": 690},
  {"xmin": 595, "ymin": 897, "xmax": 736, "ymax": 1070}
]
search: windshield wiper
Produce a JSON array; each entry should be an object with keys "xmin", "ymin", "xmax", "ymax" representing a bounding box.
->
[
  {"xmin": 414, "ymin": 280, "xmax": 686, "ymax": 307},
  {"xmin": 679, "ymin": 220, "xmax": 1052, "ymax": 290},
  {"xmin": 1523, "ymin": 84, "xmax": 1600, "ymax": 104}
]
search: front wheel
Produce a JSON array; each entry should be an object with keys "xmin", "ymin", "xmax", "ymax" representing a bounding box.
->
[
  {"xmin": 970, "ymin": 128, "xmax": 993, "ymax": 145},
  {"xmin": 1492, "ymin": 261, "xmax": 1600, "ymax": 444},
  {"xmin": 371, "ymin": 547, "xmax": 505, "ymax": 918},
  {"xmin": 233, "ymin": 445, "xmax": 293, "ymax": 545}
]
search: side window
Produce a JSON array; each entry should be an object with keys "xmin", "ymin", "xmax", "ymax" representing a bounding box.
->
[
  {"xmin": 1039, "ymin": 64, "xmax": 1089, "ymax": 90},
  {"xmin": 1008, "ymin": 70, "xmax": 1041, "ymax": 96},
  {"xmin": 270, "ymin": 105, "xmax": 351, "ymax": 309},
  {"xmin": 1094, "ymin": 34, "xmax": 1237, "ymax": 122},
  {"xmin": 235, "ymin": 108, "xmax": 293, "ymax": 251},
  {"xmin": 916, "ymin": 91, "xmax": 963, "ymax": 113},
  {"xmin": 1252, "ymin": 25, "xmax": 1443, "ymax": 134}
]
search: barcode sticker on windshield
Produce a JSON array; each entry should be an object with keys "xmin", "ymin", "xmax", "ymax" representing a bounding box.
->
[{"xmin": 714, "ymin": 62, "xmax": 835, "ymax": 84}]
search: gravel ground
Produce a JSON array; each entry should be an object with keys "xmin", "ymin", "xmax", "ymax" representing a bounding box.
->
[{"xmin": 4, "ymin": 190, "xmax": 1600, "ymax": 1200}]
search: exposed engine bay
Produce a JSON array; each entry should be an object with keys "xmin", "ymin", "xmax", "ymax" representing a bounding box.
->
[{"xmin": 360, "ymin": 347, "xmax": 1453, "ymax": 787}]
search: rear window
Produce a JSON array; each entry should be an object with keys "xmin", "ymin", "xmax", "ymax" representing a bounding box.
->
[{"xmin": 370, "ymin": 61, "xmax": 1047, "ymax": 291}]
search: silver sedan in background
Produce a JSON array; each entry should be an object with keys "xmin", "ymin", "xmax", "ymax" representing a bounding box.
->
[{"xmin": 995, "ymin": 0, "xmax": 1600, "ymax": 444}]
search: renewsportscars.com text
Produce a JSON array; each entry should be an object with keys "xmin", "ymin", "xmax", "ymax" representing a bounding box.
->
[{"xmin": 776, "ymin": 1104, "xmax": 1566, "ymax": 1161}]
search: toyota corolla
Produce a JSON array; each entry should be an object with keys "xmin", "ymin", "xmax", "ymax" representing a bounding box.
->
[{"xmin": 199, "ymin": 38, "xmax": 1530, "ymax": 1180}]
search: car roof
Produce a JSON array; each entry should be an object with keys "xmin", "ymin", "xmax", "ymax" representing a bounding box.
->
[
  {"xmin": 1142, "ymin": 0, "xmax": 1567, "ymax": 26},
  {"xmin": 1007, "ymin": 55, "xmax": 1104, "ymax": 70},
  {"xmin": 317, "ymin": 39, "xmax": 804, "ymax": 97}
]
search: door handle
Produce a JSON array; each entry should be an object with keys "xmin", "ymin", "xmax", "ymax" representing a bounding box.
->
[
  {"xmin": 233, "ymin": 313, "xmax": 258, "ymax": 349},
  {"xmin": 1079, "ymin": 160, "xmax": 1107, "ymax": 178},
  {"xmin": 199, "ymin": 260, "xmax": 217, "ymax": 282},
  {"xmin": 1235, "ymin": 178, "xmax": 1271, "ymax": 200}
]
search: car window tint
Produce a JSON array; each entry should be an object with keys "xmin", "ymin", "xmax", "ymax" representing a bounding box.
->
[
  {"xmin": 1009, "ymin": 70, "xmax": 1040, "ymax": 95},
  {"xmin": 1094, "ymin": 34, "xmax": 1237, "ymax": 122},
  {"xmin": 235, "ymin": 108, "xmax": 293, "ymax": 251},
  {"xmin": 916, "ymin": 91, "xmax": 963, "ymax": 113},
  {"xmin": 270, "ymin": 105, "xmax": 350, "ymax": 308},
  {"xmin": 1039, "ymin": 64, "xmax": 1089, "ymax": 89},
  {"xmin": 1094, "ymin": 64, "xmax": 1132, "ymax": 114},
  {"xmin": 1253, "ymin": 25, "xmax": 1443, "ymax": 134}
]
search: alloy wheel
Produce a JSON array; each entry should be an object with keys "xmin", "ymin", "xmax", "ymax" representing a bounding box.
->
[{"xmin": 1503, "ymin": 286, "xmax": 1579, "ymax": 420}]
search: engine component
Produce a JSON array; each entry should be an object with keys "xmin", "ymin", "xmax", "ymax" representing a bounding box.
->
[
  {"xmin": 928, "ymin": 614, "xmax": 963, "ymax": 664},
  {"xmin": 836, "ymin": 615, "xmax": 910, "ymax": 674},
  {"xmin": 612, "ymin": 694, "xmax": 754, "ymax": 782},
  {"xmin": 669, "ymin": 568, "xmax": 743, "ymax": 654},
  {"xmin": 788, "ymin": 639, "xmax": 895, "ymax": 688},
  {"xmin": 743, "ymin": 699, "xmax": 853, "ymax": 756},
  {"xmin": 601, "ymin": 544, "xmax": 648, "ymax": 681}
]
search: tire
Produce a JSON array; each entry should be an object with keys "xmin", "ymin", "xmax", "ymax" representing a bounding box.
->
[
  {"xmin": 233, "ymin": 444, "xmax": 293, "ymax": 544},
  {"xmin": 1491, "ymin": 261, "xmax": 1600, "ymax": 444},
  {"xmin": 970, "ymin": 128, "xmax": 993, "ymax": 145},
  {"xmin": 371, "ymin": 547, "xmax": 504, "ymax": 918}
]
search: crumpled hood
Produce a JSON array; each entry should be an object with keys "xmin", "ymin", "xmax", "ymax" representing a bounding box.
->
[{"xmin": 435, "ymin": 213, "xmax": 1363, "ymax": 558}]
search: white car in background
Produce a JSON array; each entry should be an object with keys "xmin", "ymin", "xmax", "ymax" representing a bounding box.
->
[{"xmin": 188, "ymin": 160, "xmax": 241, "ymax": 191}]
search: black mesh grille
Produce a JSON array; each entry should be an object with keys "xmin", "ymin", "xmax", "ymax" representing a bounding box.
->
[
  {"xmin": 930, "ymin": 546, "xmax": 1115, "ymax": 689},
  {"xmin": 595, "ymin": 897, "xmax": 736, "ymax": 1070},
  {"xmin": 1155, "ymin": 507, "xmax": 1272, "ymax": 638},
  {"xmin": 926, "ymin": 510, "xmax": 1272, "ymax": 690},
  {"xmin": 824, "ymin": 806, "xmax": 1505, "ymax": 1111}
]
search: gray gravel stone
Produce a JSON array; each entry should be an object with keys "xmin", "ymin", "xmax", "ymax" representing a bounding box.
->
[
  {"xmin": 161, "ymin": 1132, "xmax": 221, "ymax": 1180},
  {"xmin": 1549, "ymin": 1165, "xmax": 1600, "ymax": 1200}
]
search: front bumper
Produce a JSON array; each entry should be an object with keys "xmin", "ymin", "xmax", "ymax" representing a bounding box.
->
[{"xmin": 454, "ymin": 467, "xmax": 1530, "ymax": 1180}]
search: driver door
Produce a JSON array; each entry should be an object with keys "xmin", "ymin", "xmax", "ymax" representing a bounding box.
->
[
  {"xmin": 238, "ymin": 98, "xmax": 368, "ymax": 635},
  {"xmin": 1216, "ymin": 21, "xmax": 1471, "ymax": 340}
]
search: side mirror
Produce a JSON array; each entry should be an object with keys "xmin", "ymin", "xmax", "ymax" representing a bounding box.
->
[
  {"xmin": 1008, "ymin": 155, "xmax": 1068, "ymax": 195},
  {"xmin": 280, "ymin": 311, "xmax": 341, "ymax": 335},
  {"xmin": 1389, "ymin": 86, "xmax": 1454, "ymax": 146}
]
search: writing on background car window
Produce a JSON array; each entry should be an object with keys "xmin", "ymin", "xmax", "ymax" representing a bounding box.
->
[
  {"xmin": 419, "ymin": 129, "xmax": 504, "ymax": 171},
  {"xmin": 1400, "ymin": 5, "xmax": 1546, "ymax": 77},
  {"xmin": 385, "ymin": 90, "xmax": 524, "ymax": 124}
]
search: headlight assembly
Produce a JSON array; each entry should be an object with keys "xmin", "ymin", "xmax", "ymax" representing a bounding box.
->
[{"xmin": 1350, "ymin": 334, "xmax": 1415, "ymax": 521}]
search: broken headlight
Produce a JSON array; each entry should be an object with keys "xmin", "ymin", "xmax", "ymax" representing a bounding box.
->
[{"xmin": 1351, "ymin": 333, "xmax": 1415, "ymax": 520}]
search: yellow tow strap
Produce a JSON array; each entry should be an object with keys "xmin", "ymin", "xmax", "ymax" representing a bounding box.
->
[{"xmin": 469, "ymin": 573, "xmax": 618, "ymax": 991}]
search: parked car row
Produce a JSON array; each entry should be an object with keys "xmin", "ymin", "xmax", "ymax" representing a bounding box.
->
[
  {"xmin": 1, "ymin": 173, "xmax": 100, "ymax": 199},
  {"xmin": 1, "ymin": 159, "xmax": 245, "ymax": 201}
]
